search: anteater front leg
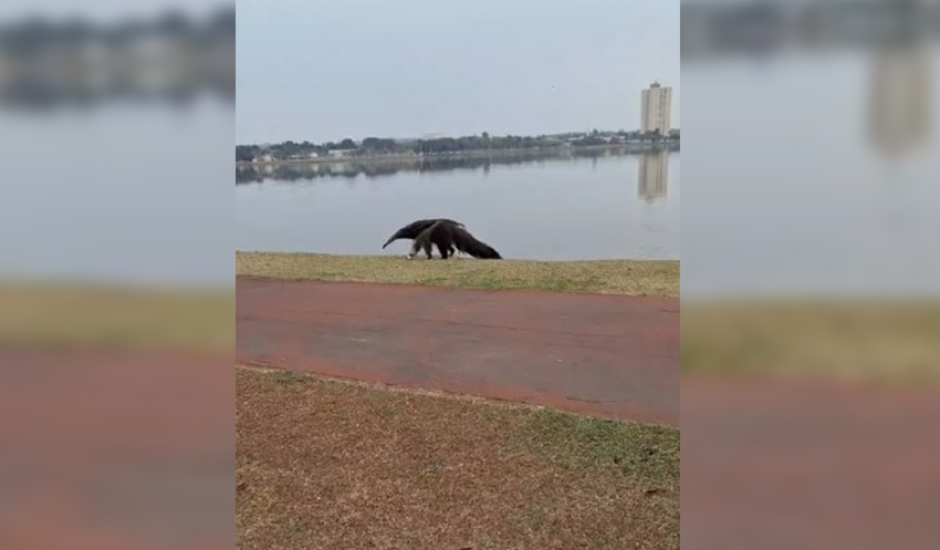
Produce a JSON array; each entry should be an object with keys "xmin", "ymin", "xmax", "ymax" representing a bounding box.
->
[{"xmin": 407, "ymin": 240, "xmax": 421, "ymax": 260}]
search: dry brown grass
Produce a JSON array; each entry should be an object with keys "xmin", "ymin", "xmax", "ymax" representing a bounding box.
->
[
  {"xmin": 236, "ymin": 366, "xmax": 680, "ymax": 550},
  {"xmin": 236, "ymin": 251, "xmax": 679, "ymax": 297},
  {"xmin": 682, "ymin": 300, "xmax": 940, "ymax": 384},
  {"xmin": 0, "ymin": 283, "xmax": 233, "ymax": 351}
]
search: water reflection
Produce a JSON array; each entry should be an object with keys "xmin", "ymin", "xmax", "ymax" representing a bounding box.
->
[
  {"xmin": 638, "ymin": 150, "xmax": 669, "ymax": 203},
  {"xmin": 869, "ymin": 43, "xmax": 933, "ymax": 157},
  {"xmin": 235, "ymin": 145, "xmax": 678, "ymax": 185}
]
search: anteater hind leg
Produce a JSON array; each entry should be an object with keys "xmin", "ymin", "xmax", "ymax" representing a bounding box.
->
[{"xmin": 437, "ymin": 242, "xmax": 451, "ymax": 259}]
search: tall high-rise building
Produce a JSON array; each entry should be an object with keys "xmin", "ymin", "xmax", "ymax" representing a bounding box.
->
[{"xmin": 641, "ymin": 82, "xmax": 673, "ymax": 134}]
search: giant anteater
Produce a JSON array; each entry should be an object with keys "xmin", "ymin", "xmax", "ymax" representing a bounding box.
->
[{"xmin": 383, "ymin": 219, "xmax": 501, "ymax": 260}]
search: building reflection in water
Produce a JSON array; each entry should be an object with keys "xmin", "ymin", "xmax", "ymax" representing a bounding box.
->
[
  {"xmin": 869, "ymin": 41, "xmax": 932, "ymax": 158},
  {"xmin": 638, "ymin": 150, "xmax": 669, "ymax": 203}
]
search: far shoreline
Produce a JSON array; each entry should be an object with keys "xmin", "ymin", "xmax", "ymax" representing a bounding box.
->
[{"xmin": 236, "ymin": 142, "xmax": 678, "ymax": 168}]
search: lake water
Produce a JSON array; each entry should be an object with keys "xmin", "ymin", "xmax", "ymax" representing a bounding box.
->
[
  {"xmin": 235, "ymin": 150, "xmax": 680, "ymax": 261},
  {"xmin": 682, "ymin": 52, "xmax": 940, "ymax": 296}
]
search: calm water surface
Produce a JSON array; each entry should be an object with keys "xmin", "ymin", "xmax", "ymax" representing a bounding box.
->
[
  {"xmin": 235, "ymin": 151, "xmax": 680, "ymax": 261},
  {"xmin": 683, "ymin": 53, "xmax": 940, "ymax": 296}
]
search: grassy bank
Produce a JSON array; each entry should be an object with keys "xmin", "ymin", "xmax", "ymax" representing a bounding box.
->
[
  {"xmin": 682, "ymin": 301, "xmax": 940, "ymax": 384},
  {"xmin": 236, "ymin": 251, "xmax": 679, "ymax": 298},
  {"xmin": 237, "ymin": 366, "xmax": 680, "ymax": 550},
  {"xmin": 0, "ymin": 283, "xmax": 233, "ymax": 351}
]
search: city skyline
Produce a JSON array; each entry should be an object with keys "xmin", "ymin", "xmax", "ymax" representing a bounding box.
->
[
  {"xmin": 237, "ymin": 90, "xmax": 680, "ymax": 147},
  {"xmin": 237, "ymin": 125, "xmax": 680, "ymax": 148}
]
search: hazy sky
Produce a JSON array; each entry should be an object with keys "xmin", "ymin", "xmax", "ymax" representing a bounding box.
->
[{"xmin": 237, "ymin": 0, "xmax": 680, "ymax": 144}]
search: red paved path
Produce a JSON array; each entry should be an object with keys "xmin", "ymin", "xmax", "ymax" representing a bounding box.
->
[
  {"xmin": 237, "ymin": 277, "xmax": 679, "ymax": 426},
  {"xmin": 0, "ymin": 350, "xmax": 232, "ymax": 550}
]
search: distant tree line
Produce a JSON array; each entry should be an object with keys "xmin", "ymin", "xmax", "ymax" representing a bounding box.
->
[{"xmin": 237, "ymin": 129, "xmax": 679, "ymax": 163}]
